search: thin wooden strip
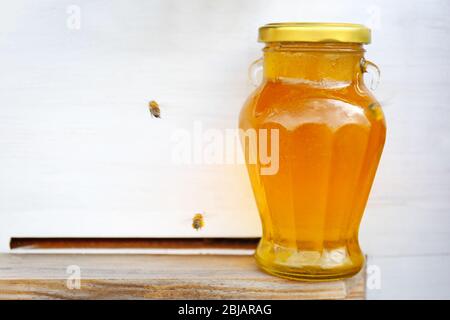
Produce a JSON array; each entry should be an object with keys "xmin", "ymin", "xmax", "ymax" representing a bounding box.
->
[{"xmin": 9, "ymin": 238, "xmax": 259, "ymax": 250}]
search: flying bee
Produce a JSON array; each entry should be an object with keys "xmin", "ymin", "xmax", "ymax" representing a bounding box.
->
[
  {"xmin": 192, "ymin": 213, "xmax": 205, "ymax": 231},
  {"xmin": 148, "ymin": 100, "xmax": 161, "ymax": 118}
]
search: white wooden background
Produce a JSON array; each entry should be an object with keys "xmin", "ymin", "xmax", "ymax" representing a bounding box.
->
[{"xmin": 0, "ymin": 0, "xmax": 449, "ymax": 299}]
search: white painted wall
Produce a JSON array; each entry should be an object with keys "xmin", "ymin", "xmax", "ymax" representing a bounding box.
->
[{"xmin": 0, "ymin": 0, "xmax": 449, "ymax": 298}]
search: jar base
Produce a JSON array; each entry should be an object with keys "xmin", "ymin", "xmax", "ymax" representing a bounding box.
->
[{"xmin": 255, "ymin": 239, "xmax": 364, "ymax": 281}]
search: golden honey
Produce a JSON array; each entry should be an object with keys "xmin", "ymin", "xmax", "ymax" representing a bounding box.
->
[{"xmin": 240, "ymin": 24, "xmax": 386, "ymax": 280}]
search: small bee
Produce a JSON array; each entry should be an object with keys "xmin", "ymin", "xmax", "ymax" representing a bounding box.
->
[
  {"xmin": 148, "ymin": 100, "xmax": 161, "ymax": 118},
  {"xmin": 368, "ymin": 102, "xmax": 383, "ymax": 121},
  {"xmin": 192, "ymin": 213, "xmax": 205, "ymax": 231}
]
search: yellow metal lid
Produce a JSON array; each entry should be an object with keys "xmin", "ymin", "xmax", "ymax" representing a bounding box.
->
[{"xmin": 258, "ymin": 23, "xmax": 371, "ymax": 44}]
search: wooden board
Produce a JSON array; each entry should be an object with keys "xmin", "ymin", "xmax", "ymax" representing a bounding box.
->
[{"xmin": 0, "ymin": 254, "xmax": 365, "ymax": 300}]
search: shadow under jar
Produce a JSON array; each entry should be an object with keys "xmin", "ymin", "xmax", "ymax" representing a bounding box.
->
[{"xmin": 239, "ymin": 23, "xmax": 386, "ymax": 281}]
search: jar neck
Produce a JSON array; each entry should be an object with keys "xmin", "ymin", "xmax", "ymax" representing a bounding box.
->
[{"xmin": 263, "ymin": 42, "xmax": 365, "ymax": 84}]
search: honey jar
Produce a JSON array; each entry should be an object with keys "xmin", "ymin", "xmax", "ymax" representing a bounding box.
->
[{"xmin": 240, "ymin": 23, "xmax": 386, "ymax": 280}]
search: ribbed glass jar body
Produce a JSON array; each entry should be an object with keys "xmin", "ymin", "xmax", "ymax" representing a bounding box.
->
[{"xmin": 239, "ymin": 42, "xmax": 386, "ymax": 280}]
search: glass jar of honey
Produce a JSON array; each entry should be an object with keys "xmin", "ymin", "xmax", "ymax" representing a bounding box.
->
[{"xmin": 239, "ymin": 23, "xmax": 386, "ymax": 281}]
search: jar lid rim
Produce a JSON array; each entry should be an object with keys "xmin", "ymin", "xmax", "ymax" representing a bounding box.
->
[{"xmin": 258, "ymin": 22, "xmax": 371, "ymax": 44}]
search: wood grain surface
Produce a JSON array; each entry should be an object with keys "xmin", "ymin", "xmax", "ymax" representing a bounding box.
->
[{"xmin": 0, "ymin": 254, "xmax": 365, "ymax": 300}]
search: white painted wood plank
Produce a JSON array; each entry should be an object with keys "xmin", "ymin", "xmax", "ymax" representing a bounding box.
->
[
  {"xmin": 0, "ymin": 0, "xmax": 449, "ymax": 270},
  {"xmin": 367, "ymin": 255, "xmax": 450, "ymax": 299}
]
